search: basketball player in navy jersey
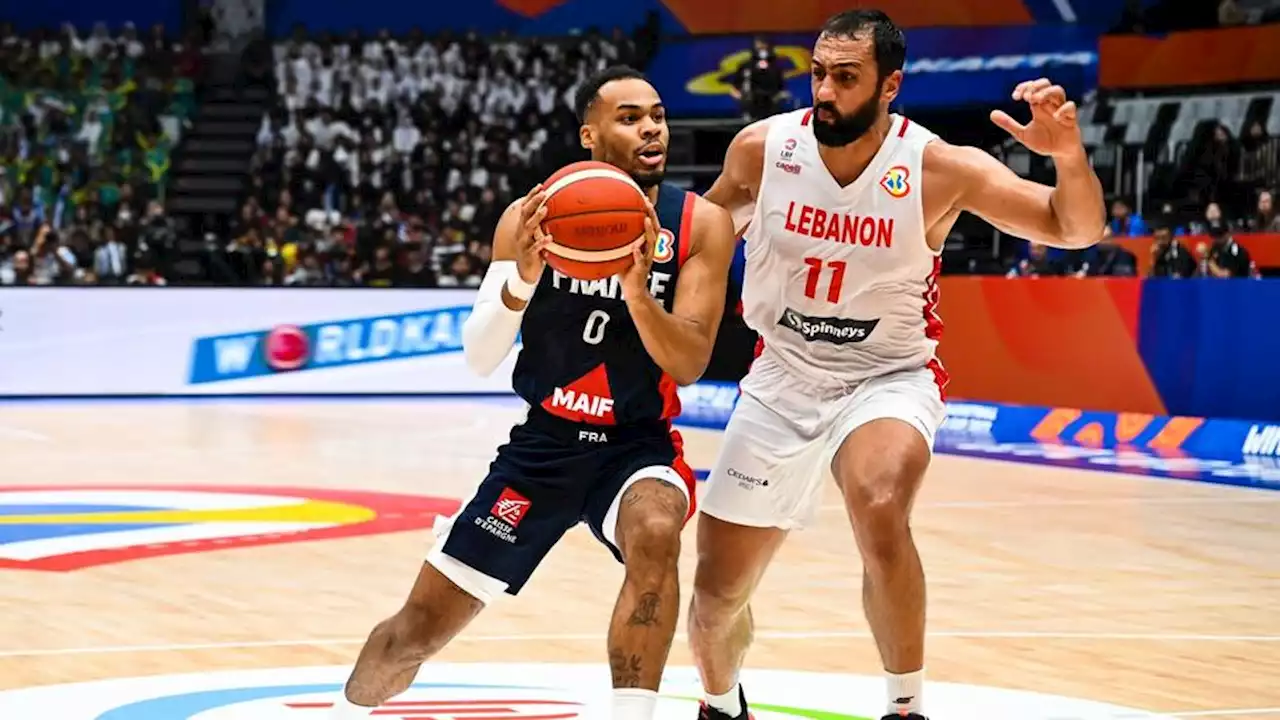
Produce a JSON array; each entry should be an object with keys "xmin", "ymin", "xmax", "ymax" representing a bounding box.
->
[{"xmin": 326, "ymin": 66, "xmax": 736, "ymax": 720}]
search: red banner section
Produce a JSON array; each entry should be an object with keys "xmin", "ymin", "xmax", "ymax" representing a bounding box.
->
[
  {"xmin": 1100, "ymin": 25, "xmax": 1280, "ymax": 89},
  {"xmin": 1116, "ymin": 233, "xmax": 1280, "ymax": 276},
  {"xmin": 935, "ymin": 277, "xmax": 1168, "ymax": 414},
  {"xmin": 659, "ymin": 0, "xmax": 1032, "ymax": 34}
]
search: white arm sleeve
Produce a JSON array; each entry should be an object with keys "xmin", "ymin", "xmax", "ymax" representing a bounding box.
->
[{"xmin": 462, "ymin": 260, "xmax": 535, "ymax": 377}]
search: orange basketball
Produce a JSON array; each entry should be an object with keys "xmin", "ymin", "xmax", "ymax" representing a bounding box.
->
[{"xmin": 539, "ymin": 160, "xmax": 647, "ymax": 281}]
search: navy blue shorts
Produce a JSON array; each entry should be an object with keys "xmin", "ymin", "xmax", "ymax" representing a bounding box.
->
[{"xmin": 429, "ymin": 407, "xmax": 696, "ymax": 599}]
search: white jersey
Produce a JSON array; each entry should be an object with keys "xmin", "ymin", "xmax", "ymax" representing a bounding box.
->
[{"xmin": 740, "ymin": 109, "xmax": 946, "ymax": 394}]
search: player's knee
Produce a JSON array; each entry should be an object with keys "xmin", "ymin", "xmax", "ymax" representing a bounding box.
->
[
  {"xmin": 691, "ymin": 578, "xmax": 746, "ymax": 628},
  {"xmin": 619, "ymin": 508, "xmax": 683, "ymax": 570},
  {"xmin": 616, "ymin": 477, "xmax": 687, "ymax": 567},
  {"xmin": 843, "ymin": 473, "xmax": 913, "ymax": 568},
  {"xmin": 691, "ymin": 558, "xmax": 752, "ymax": 622}
]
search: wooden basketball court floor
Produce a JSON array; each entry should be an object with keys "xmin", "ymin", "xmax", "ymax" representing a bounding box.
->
[{"xmin": 0, "ymin": 397, "xmax": 1276, "ymax": 718}]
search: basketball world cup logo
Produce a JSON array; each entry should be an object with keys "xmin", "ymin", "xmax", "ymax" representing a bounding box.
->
[
  {"xmin": 653, "ymin": 229, "xmax": 676, "ymax": 263},
  {"xmin": 264, "ymin": 324, "xmax": 310, "ymax": 371},
  {"xmin": 880, "ymin": 165, "xmax": 911, "ymax": 199}
]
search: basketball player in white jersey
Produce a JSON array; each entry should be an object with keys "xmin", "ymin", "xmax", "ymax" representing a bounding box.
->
[{"xmin": 688, "ymin": 10, "xmax": 1105, "ymax": 720}]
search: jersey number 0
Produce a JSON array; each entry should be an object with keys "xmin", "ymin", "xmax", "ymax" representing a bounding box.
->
[{"xmin": 582, "ymin": 309, "xmax": 610, "ymax": 345}]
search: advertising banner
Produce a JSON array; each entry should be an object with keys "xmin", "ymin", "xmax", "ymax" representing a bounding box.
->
[
  {"xmin": 0, "ymin": 289, "xmax": 517, "ymax": 397},
  {"xmin": 675, "ymin": 382, "xmax": 1280, "ymax": 489},
  {"xmin": 1100, "ymin": 25, "xmax": 1280, "ymax": 89},
  {"xmin": 934, "ymin": 276, "xmax": 1280, "ymax": 423},
  {"xmin": 649, "ymin": 26, "xmax": 1098, "ymax": 116}
]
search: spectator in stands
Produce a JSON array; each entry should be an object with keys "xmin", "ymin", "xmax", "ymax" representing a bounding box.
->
[
  {"xmin": 730, "ymin": 37, "xmax": 788, "ymax": 121},
  {"xmin": 1149, "ymin": 223, "xmax": 1198, "ymax": 278},
  {"xmin": 0, "ymin": 248, "xmax": 32, "ymax": 285},
  {"xmin": 1107, "ymin": 198, "xmax": 1148, "ymax": 236},
  {"xmin": 1085, "ymin": 228, "xmax": 1138, "ymax": 276},
  {"xmin": 1192, "ymin": 124, "xmax": 1239, "ymax": 211},
  {"xmin": 1249, "ymin": 190, "xmax": 1280, "ymax": 231},
  {"xmin": 93, "ymin": 224, "xmax": 130, "ymax": 284},
  {"xmin": 1239, "ymin": 121, "xmax": 1277, "ymax": 192},
  {"xmin": 1005, "ymin": 242, "xmax": 1063, "ymax": 277},
  {"xmin": 1201, "ymin": 225, "xmax": 1255, "ymax": 278}
]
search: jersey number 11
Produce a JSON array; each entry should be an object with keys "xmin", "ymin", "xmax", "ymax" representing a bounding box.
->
[{"xmin": 803, "ymin": 257, "xmax": 847, "ymax": 304}]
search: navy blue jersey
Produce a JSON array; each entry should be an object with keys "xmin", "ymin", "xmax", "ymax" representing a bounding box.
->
[{"xmin": 513, "ymin": 182, "xmax": 696, "ymax": 426}]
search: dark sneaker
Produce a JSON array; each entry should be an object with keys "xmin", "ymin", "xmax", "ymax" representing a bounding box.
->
[
  {"xmin": 698, "ymin": 685, "xmax": 751, "ymax": 720},
  {"xmin": 881, "ymin": 714, "xmax": 928, "ymax": 720}
]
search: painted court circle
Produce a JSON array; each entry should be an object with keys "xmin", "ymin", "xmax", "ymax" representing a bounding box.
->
[{"xmin": 0, "ymin": 663, "xmax": 1174, "ymax": 719}]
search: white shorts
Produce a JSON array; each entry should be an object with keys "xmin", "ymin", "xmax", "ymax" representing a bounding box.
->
[{"xmin": 701, "ymin": 356, "xmax": 947, "ymax": 531}]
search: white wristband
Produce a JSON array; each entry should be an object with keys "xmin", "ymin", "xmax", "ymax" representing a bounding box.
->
[{"xmin": 505, "ymin": 272, "xmax": 537, "ymax": 301}]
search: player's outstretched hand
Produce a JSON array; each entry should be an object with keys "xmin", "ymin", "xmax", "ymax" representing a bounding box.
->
[
  {"xmin": 617, "ymin": 198, "xmax": 660, "ymax": 302},
  {"xmin": 515, "ymin": 184, "xmax": 551, "ymax": 284},
  {"xmin": 990, "ymin": 78, "xmax": 1082, "ymax": 159}
]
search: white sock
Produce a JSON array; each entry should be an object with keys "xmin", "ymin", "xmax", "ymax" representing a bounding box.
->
[
  {"xmin": 886, "ymin": 668, "xmax": 924, "ymax": 716},
  {"xmin": 327, "ymin": 694, "xmax": 374, "ymax": 719},
  {"xmin": 706, "ymin": 683, "xmax": 742, "ymax": 717},
  {"xmin": 613, "ymin": 688, "xmax": 658, "ymax": 720}
]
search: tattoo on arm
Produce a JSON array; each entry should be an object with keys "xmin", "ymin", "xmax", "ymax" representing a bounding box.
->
[
  {"xmin": 609, "ymin": 650, "xmax": 644, "ymax": 687},
  {"xmin": 627, "ymin": 592, "xmax": 661, "ymax": 627}
]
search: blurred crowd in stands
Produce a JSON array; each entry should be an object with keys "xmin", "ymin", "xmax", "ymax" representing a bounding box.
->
[
  {"xmin": 228, "ymin": 22, "xmax": 659, "ymax": 288},
  {"xmin": 0, "ymin": 20, "xmax": 205, "ymax": 285},
  {"xmin": 1008, "ymin": 122, "xmax": 1276, "ymax": 279},
  {"xmin": 0, "ymin": 17, "xmax": 1276, "ymax": 286},
  {"xmin": 1111, "ymin": 0, "xmax": 1280, "ymax": 33}
]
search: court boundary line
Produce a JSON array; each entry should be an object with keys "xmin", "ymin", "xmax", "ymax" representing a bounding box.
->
[
  {"xmin": 3, "ymin": 630, "xmax": 1277, "ymax": 658},
  {"xmin": 819, "ymin": 495, "xmax": 1280, "ymax": 512},
  {"xmin": 1161, "ymin": 710, "xmax": 1280, "ymax": 718}
]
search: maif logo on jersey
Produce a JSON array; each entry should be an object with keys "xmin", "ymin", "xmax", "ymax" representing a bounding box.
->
[
  {"xmin": 0, "ymin": 485, "xmax": 458, "ymax": 571},
  {"xmin": 880, "ymin": 165, "xmax": 911, "ymax": 198},
  {"xmin": 542, "ymin": 363, "xmax": 617, "ymax": 424}
]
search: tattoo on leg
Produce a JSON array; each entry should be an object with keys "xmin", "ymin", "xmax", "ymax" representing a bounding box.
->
[
  {"xmin": 609, "ymin": 650, "xmax": 644, "ymax": 687},
  {"xmin": 627, "ymin": 592, "xmax": 661, "ymax": 627}
]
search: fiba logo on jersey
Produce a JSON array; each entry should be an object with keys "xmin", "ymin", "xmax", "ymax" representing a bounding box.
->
[
  {"xmin": 653, "ymin": 228, "xmax": 675, "ymax": 263},
  {"xmin": 263, "ymin": 325, "xmax": 310, "ymax": 371},
  {"xmin": 880, "ymin": 165, "xmax": 911, "ymax": 198}
]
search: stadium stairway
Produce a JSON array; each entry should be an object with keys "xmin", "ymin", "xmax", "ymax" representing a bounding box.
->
[{"xmin": 165, "ymin": 51, "xmax": 270, "ymax": 282}]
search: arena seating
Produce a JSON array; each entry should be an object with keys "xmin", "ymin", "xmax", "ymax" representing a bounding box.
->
[
  {"xmin": 239, "ymin": 29, "xmax": 631, "ymax": 287},
  {"xmin": 4, "ymin": 20, "xmax": 1275, "ymax": 287},
  {"xmin": 0, "ymin": 21, "xmax": 198, "ymax": 285},
  {"xmin": 1079, "ymin": 91, "xmax": 1280, "ymax": 224}
]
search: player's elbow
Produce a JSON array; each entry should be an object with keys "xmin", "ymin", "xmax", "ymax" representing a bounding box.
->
[
  {"xmin": 1058, "ymin": 220, "xmax": 1107, "ymax": 249},
  {"xmin": 462, "ymin": 337, "xmax": 496, "ymax": 377},
  {"xmin": 670, "ymin": 342, "xmax": 715, "ymax": 386},
  {"xmin": 669, "ymin": 364, "xmax": 705, "ymax": 387},
  {"xmin": 461, "ymin": 317, "xmax": 504, "ymax": 377}
]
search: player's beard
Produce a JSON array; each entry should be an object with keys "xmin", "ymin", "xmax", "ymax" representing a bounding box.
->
[
  {"xmin": 812, "ymin": 83, "xmax": 883, "ymax": 148},
  {"xmin": 598, "ymin": 146, "xmax": 665, "ymax": 189},
  {"xmin": 630, "ymin": 168, "xmax": 665, "ymax": 189}
]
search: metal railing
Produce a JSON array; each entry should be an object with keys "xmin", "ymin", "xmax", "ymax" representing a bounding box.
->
[{"xmin": 1087, "ymin": 136, "xmax": 1280, "ymax": 216}]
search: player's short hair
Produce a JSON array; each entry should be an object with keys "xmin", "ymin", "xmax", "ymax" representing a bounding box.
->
[
  {"xmin": 818, "ymin": 9, "xmax": 907, "ymax": 81},
  {"xmin": 575, "ymin": 65, "xmax": 651, "ymax": 123}
]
